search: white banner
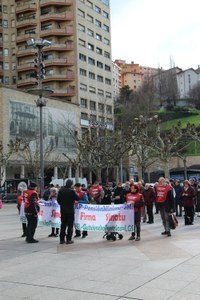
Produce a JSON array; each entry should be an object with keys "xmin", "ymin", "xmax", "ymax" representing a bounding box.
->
[
  {"xmin": 38, "ymin": 200, "xmax": 61, "ymax": 228},
  {"xmin": 75, "ymin": 203, "xmax": 134, "ymax": 232}
]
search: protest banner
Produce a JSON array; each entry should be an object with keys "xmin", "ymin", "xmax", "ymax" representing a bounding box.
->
[
  {"xmin": 75, "ymin": 203, "xmax": 134, "ymax": 232},
  {"xmin": 38, "ymin": 200, "xmax": 61, "ymax": 228}
]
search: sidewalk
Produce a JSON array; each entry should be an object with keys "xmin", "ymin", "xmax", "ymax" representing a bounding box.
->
[{"xmin": 1, "ymin": 203, "xmax": 200, "ymax": 300}]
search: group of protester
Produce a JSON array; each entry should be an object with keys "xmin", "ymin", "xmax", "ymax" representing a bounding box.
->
[{"xmin": 17, "ymin": 176, "xmax": 199, "ymax": 244}]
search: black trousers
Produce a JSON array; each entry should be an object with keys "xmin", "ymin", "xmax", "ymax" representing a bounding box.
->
[
  {"xmin": 146, "ymin": 204, "xmax": 154, "ymax": 222},
  {"xmin": 75, "ymin": 229, "xmax": 88, "ymax": 237},
  {"xmin": 22, "ymin": 223, "xmax": 27, "ymax": 235},
  {"xmin": 184, "ymin": 206, "xmax": 194, "ymax": 225},
  {"xmin": 131, "ymin": 212, "xmax": 141, "ymax": 237},
  {"xmin": 60, "ymin": 213, "xmax": 74, "ymax": 242},
  {"xmin": 26, "ymin": 214, "xmax": 38, "ymax": 242}
]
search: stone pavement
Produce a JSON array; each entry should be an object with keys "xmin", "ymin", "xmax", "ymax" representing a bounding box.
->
[{"xmin": 1, "ymin": 204, "xmax": 200, "ymax": 300}]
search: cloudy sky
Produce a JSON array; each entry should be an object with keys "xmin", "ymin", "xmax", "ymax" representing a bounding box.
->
[{"xmin": 110, "ymin": 0, "xmax": 200, "ymax": 70}]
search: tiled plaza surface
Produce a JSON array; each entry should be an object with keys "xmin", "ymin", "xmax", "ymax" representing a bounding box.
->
[{"xmin": 1, "ymin": 203, "xmax": 200, "ymax": 300}]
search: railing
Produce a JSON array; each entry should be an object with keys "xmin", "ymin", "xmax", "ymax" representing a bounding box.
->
[
  {"xmin": 40, "ymin": 11, "xmax": 73, "ymax": 21},
  {"xmin": 40, "ymin": 0, "xmax": 73, "ymax": 5},
  {"xmin": 16, "ymin": 3, "xmax": 37, "ymax": 13},
  {"xmin": 40, "ymin": 26, "xmax": 73, "ymax": 36}
]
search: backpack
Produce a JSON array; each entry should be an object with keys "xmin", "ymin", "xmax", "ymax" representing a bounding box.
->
[{"xmin": 169, "ymin": 213, "xmax": 178, "ymax": 230}]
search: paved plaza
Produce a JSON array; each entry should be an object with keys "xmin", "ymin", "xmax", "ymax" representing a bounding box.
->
[{"xmin": 1, "ymin": 203, "xmax": 200, "ymax": 300}]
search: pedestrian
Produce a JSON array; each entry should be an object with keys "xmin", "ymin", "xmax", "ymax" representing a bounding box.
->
[
  {"xmin": 143, "ymin": 183, "xmax": 155, "ymax": 224},
  {"xmin": 17, "ymin": 190, "xmax": 27, "ymax": 237},
  {"xmin": 48, "ymin": 187, "xmax": 59, "ymax": 237},
  {"xmin": 24, "ymin": 182, "xmax": 40, "ymax": 243},
  {"xmin": 155, "ymin": 177, "xmax": 174, "ymax": 237},
  {"xmin": 195, "ymin": 180, "xmax": 200, "ymax": 217},
  {"xmin": 57, "ymin": 179, "xmax": 79, "ymax": 244},
  {"xmin": 126, "ymin": 184, "xmax": 144, "ymax": 241},
  {"xmin": 89, "ymin": 181, "xmax": 104, "ymax": 204},
  {"xmin": 181, "ymin": 180, "xmax": 195, "ymax": 225},
  {"xmin": 74, "ymin": 183, "xmax": 89, "ymax": 238},
  {"xmin": 102, "ymin": 184, "xmax": 112, "ymax": 204},
  {"xmin": 174, "ymin": 180, "xmax": 183, "ymax": 217},
  {"xmin": 112, "ymin": 181, "xmax": 125, "ymax": 204}
]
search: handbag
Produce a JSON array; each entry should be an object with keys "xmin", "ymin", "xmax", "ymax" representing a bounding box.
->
[{"xmin": 169, "ymin": 213, "xmax": 178, "ymax": 230}]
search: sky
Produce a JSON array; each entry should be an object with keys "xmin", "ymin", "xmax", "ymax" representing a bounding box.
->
[{"xmin": 110, "ymin": 0, "xmax": 200, "ymax": 70}]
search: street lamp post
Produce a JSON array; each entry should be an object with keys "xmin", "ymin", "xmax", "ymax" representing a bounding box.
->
[{"xmin": 27, "ymin": 38, "xmax": 52, "ymax": 197}]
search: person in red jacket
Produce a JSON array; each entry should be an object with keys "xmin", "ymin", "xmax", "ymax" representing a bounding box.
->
[
  {"xmin": 155, "ymin": 177, "xmax": 174, "ymax": 237},
  {"xmin": 89, "ymin": 181, "xmax": 104, "ymax": 204},
  {"xmin": 181, "ymin": 180, "xmax": 195, "ymax": 225},
  {"xmin": 24, "ymin": 182, "xmax": 40, "ymax": 243},
  {"xmin": 125, "ymin": 184, "xmax": 144, "ymax": 241},
  {"xmin": 17, "ymin": 191, "xmax": 27, "ymax": 237},
  {"xmin": 74, "ymin": 183, "xmax": 89, "ymax": 238}
]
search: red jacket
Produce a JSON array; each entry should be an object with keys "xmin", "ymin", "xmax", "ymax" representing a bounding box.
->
[
  {"xmin": 126, "ymin": 192, "xmax": 144, "ymax": 213},
  {"xmin": 24, "ymin": 189, "xmax": 40, "ymax": 214},
  {"xmin": 155, "ymin": 184, "xmax": 171, "ymax": 203}
]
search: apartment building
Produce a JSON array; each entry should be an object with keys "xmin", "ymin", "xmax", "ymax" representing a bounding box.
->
[
  {"xmin": 0, "ymin": 0, "xmax": 113, "ymax": 132},
  {"xmin": 0, "ymin": 0, "xmax": 114, "ymax": 182}
]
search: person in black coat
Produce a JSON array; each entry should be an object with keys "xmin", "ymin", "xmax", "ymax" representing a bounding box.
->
[{"xmin": 57, "ymin": 179, "xmax": 79, "ymax": 244}]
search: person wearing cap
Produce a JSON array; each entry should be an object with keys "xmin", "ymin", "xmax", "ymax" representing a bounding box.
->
[
  {"xmin": 180, "ymin": 180, "xmax": 195, "ymax": 225},
  {"xmin": 24, "ymin": 182, "xmax": 40, "ymax": 243},
  {"xmin": 57, "ymin": 179, "xmax": 79, "ymax": 244},
  {"xmin": 74, "ymin": 183, "xmax": 89, "ymax": 238}
]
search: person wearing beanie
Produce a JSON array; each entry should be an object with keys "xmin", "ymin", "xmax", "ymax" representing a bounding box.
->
[
  {"xmin": 125, "ymin": 184, "xmax": 144, "ymax": 241},
  {"xmin": 57, "ymin": 179, "xmax": 79, "ymax": 244},
  {"xmin": 24, "ymin": 182, "xmax": 40, "ymax": 243}
]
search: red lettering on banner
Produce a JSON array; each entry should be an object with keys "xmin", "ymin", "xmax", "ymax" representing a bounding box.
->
[
  {"xmin": 51, "ymin": 209, "xmax": 61, "ymax": 218},
  {"xmin": 38, "ymin": 210, "xmax": 43, "ymax": 216},
  {"xmin": 106, "ymin": 213, "xmax": 125, "ymax": 221},
  {"xmin": 80, "ymin": 212, "xmax": 96, "ymax": 221}
]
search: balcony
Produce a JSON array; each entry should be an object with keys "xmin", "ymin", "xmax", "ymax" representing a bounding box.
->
[
  {"xmin": 16, "ymin": 48, "xmax": 37, "ymax": 57},
  {"xmin": 43, "ymin": 71, "xmax": 75, "ymax": 82},
  {"xmin": 16, "ymin": 32, "xmax": 37, "ymax": 44},
  {"xmin": 40, "ymin": 26, "xmax": 73, "ymax": 37},
  {"xmin": 17, "ymin": 62, "xmax": 35, "ymax": 72},
  {"xmin": 17, "ymin": 77, "xmax": 37, "ymax": 87},
  {"xmin": 16, "ymin": 17, "xmax": 37, "ymax": 29},
  {"xmin": 44, "ymin": 57, "xmax": 74, "ymax": 66},
  {"xmin": 16, "ymin": 3, "xmax": 37, "ymax": 14},
  {"xmin": 48, "ymin": 87, "xmax": 75, "ymax": 97},
  {"xmin": 40, "ymin": 11, "xmax": 73, "ymax": 22},
  {"xmin": 40, "ymin": 0, "xmax": 73, "ymax": 7},
  {"xmin": 42, "ymin": 42, "xmax": 74, "ymax": 51}
]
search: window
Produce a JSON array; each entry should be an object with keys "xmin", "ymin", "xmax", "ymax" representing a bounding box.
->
[
  {"xmin": 106, "ymin": 92, "xmax": 112, "ymax": 99},
  {"xmin": 106, "ymin": 105, "xmax": 112, "ymax": 114},
  {"xmin": 3, "ymin": 5, "xmax": 7, "ymax": 13},
  {"xmin": 96, "ymin": 33, "xmax": 102, "ymax": 41},
  {"xmin": 4, "ymin": 62, "xmax": 9, "ymax": 70},
  {"xmin": 80, "ymin": 68, "xmax": 87, "ymax": 76},
  {"xmin": 4, "ymin": 48, "xmax": 9, "ymax": 56},
  {"xmin": 98, "ymin": 103, "xmax": 104, "ymax": 112},
  {"xmin": 79, "ymin": 53, "xmax": 86, "ymax": 61},
  {"xmin": 90, "ymin": 114, "xmax": 97, "ymax": 121},
  {"xmin": 78, "ymin": 23, "xmax": 85, "ymax": 32},
  {"xmin": 95, "ymin": 6, "xmax": 101, "ymax": 13},
  {"xmin": 88, "ymin": 43, "xmax": 94, "ymax": 51},
  {"xmin": 86, "ymin": 0, "xmax": 93, "ymax": 8},
  {"xmin": 78, "ymin": 39, "xmax": 86, "ymax": 47},
  {"xmin": 97, "ymin": 61, "xmax": 103, "ymax": 68},
  {"xmin": 87, "ymin": 14, "xmax": 93, "ymax": 23},
  {"xmin": 11, "ymin": 20, "xmax": 15, "ymax": 28},
  {"xmin": 99, "ymin": 116, "xmax": 105, "ymax": 123},
  {"xmin": 4, "ymin": 34, "xmax": 8, "ymax": 42},
  {"xmin": 102, "ymin": 11, "xmax": 109, "ymax": 19},
  {"xmin": 3, "ymin": 20, "xmax": 8, "ymax": 28},
  {"xmin": 96, "ymin": 47, "xmax": 102, "ymax": 55},
  {"xmin": 107, "ymin": 118, "xmax": 113, "ymax": 125},
  {"xmin": 80, "ymin": 83, "xmax": 87, "ymax": 91},
  {"xmin": 81, "ymin": 112, "xmax": 88, "ymax": 120},
  {"xmin": 78, "ymin": 9, "xmax": 85, "ymax": 18},
  {"xmin": 105, "ymin": 64, "xmax": 111, "ymax": 71},
  {"xmin": 11, "ymin": 33, "xmax": 15, "ymax": 42},
  {"xmin": 98, "ymin": 89, "xmax": 104, "ymax": 96},
  {"xmin": 81, "ymin": 98, "xmax": 87, "ymax": 108},
  {"xmin": 90, "ymin": 101, "xmax": 96, "ymax": 111},
  {"xmin": 11, "ymin": 5, "xmax": 15, "ymax": 14},
  {"xmin": 87, "ymin": 28, "xmax": 94, "ymax": 37},
  {"xmin": 104, "ymin": 51, "xmax": 110, "ymax": 58},
  {"xmin": 88, "ymin": 57, "xmax": 95, "ymax": 65},
  {"xmin": 102, "ymin": 24, "xmax": 109, "ymax": 32},
  {"xmin": 95, "ymin": 19, "xmax": 101, "ymax": 27},
  {"xmin": 104, "ymin": 38, "xmax": 110, "ymax": 45},
  {"xmin": 4, "ymin": 76, "xmax": 9, "ymax": 84},
  {"xmin": 89, "ymin": 72, "xmax": 95, "ymax": 80},
  {"xmin": 97, "ymin": 75, "xmax": 103, "ymax": 82},
  {"xmin": 89, "ymin": 86, "xmax": 96, "ymax": 93},
  {"xmin": 105, "ymin": 78, "xmax": 111, "ymax": 85},
  {"xmin": 12, "ymin": 63, "xmax": 16, "ymax": 70},
  {"xmin": 102, "ymin": 0, "xmax": 109, "ymax": 5},
  {"xmin": 12, "ymin": 76, "xmax": 16, "ymax": 84}
]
